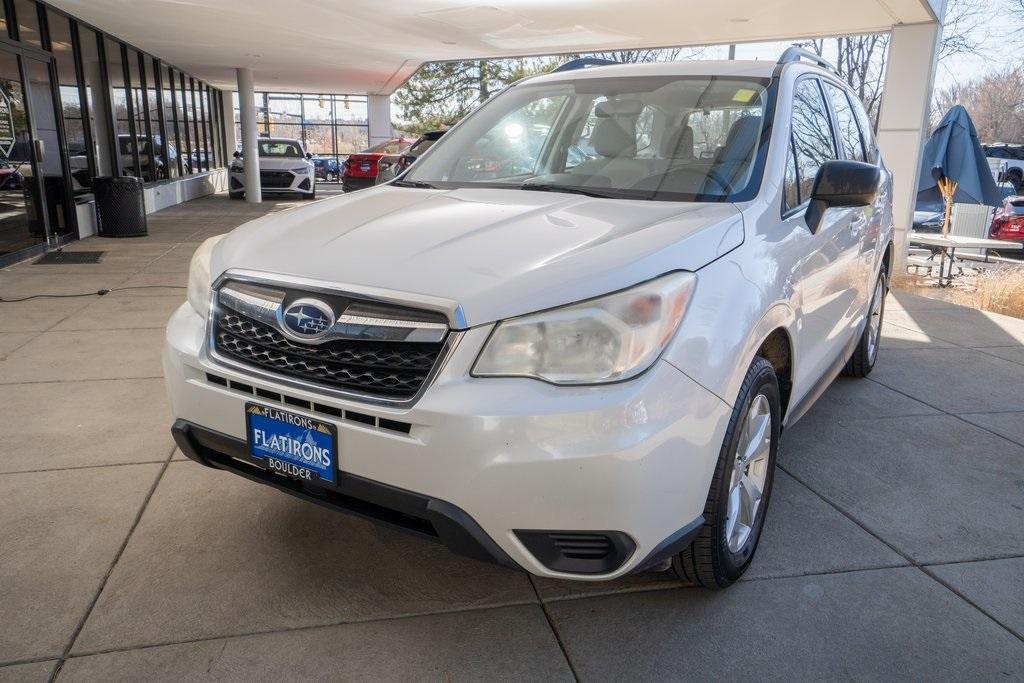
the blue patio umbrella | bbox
[916,105,1002,208]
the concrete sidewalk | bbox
[1,192,1022,681]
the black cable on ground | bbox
[0,285,185,302]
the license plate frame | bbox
[245,403,337,485]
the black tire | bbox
[303,188,316,200]
[670,356,781,589]
[842,262,888,378]
[229,191,244,200]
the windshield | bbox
[259,141,303,157]
[404,75,771,202]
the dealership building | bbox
[0,0,945,269]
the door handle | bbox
[33,139,45,164]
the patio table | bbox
[908,232,1022,287]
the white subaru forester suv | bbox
[165,49,892,588]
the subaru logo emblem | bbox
[280,299,335,339]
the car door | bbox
[785,76,864,398]
[822,80,880,301]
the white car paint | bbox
[165,59,892,580]
[229,137,315,196]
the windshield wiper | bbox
[391,179,438,189]
[519,183,620,199]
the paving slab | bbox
[885,307,1024,348]
[0,298,93,332]
[113,271,188,293]
[0,328,165,383]
[73,461,537,653]
[0,332,35,358]
[0,379,174,473]
[0,661,56,682]
[547,568,1024,680]
[957,411,1024,447]
[534,471,906,601]
[886,291,965,313]
[927,557,1024,637]
[871,346,1024,413]
[879,320,957,349]
[0,464,162,663]
[61,605,571,682]
[978,345,1024,366]
[781,412,1024,564]
[802,375,939,421]
[51,295,185,331]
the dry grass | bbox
[894,265,1024,319]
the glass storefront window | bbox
[126,48,154,181]
[49,15,89,194]
[175,71,192,174]
[78,27,109,177]
[161,65,180,177]
[13,0,41,48]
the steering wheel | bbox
[632,167,734,197]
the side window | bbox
[791,78,837,205]
[848,94,879,164]
[635,105,656,155]
[783,138,800,211]
[823,82,865,162]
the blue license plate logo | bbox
[246,403,336,485]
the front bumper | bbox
[229,169,314,194]
[164,302,730,579]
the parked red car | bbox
[990,196,1024,242]
[342,137,415,192]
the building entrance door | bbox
[0,44,66,261]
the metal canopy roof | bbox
[48,0,941,94]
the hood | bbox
[213,186,743,327]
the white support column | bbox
[236,67,261,204]
[367,94,393,147]
[220,89,237,158]
[876,9,946,272]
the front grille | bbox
[260,170,293,188]
[212,283,448,401]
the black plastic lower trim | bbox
[627,516,705,574]
[342,177,375,192]
[171,420,518,570]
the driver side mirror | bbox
[232,151,241,159]
[805,160,881,234]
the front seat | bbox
[706,115,762,192]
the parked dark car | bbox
[393,130,447,175]
[313,157,342,182]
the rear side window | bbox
[790,78,837,206]
[823,82,865,162]
[848,95,879,164]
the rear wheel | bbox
[670,356,780,589]
[842,263,887,378]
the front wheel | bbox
[842,263,887,378]
[670,356,780,589]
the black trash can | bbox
[94,176,148,237]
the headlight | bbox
[186,235,227,318]
[290,166,310,174]
[473,272,696,385]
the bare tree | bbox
[933,66,1024,142]
[806,0,987,125]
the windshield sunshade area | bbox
[258,140,303,157]
[404,75,772,202]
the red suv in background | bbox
[990,196,1024,243]
[342,137,415,192]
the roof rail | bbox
[552,57,619,73]
[776,46,838,74]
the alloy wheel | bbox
[725,393,772,553]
